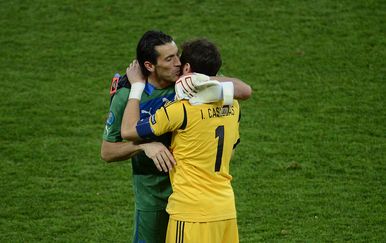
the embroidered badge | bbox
[106,111,115,126]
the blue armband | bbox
[136,118,156,140]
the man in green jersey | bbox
[101,30,252,243]
[102,31,180,243]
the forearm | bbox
[121,61,145,140]
[100,140,141,162]
[212,76,252,100]
[121,98,141,140]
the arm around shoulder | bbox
[212,76,252,100]
[100,140,141,162]
[233,78,252,100]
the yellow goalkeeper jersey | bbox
[136,99,240,222]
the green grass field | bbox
[1,0,385,242]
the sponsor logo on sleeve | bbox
[150,114,156,125]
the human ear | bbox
[144,61,155,72]
[182,63,191,75]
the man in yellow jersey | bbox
[121,39,243,243]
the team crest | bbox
[106,111,115,126]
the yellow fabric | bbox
[165,218,239,243]
[150,100,240,222]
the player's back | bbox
[167,99,240,222]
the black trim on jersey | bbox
[117,74,131,89]
[181,221,185,243]
[163,106,170,121]
[180,104,187,130]
[175,221,185,243]
[233,138,240,149]
[238,108,241,122]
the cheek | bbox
[159,64,174,74]
[155,66,173,79]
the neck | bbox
[147,75,173,89]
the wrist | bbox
[129,82,145,100]
[138,143,144,150]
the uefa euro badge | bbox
[106,111,115,126]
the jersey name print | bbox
[200,104,236,119]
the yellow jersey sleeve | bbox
[136,101,186,139]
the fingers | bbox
[152,150,176,172]
[143,142,176,172]
[152,156,163,172]
[126,60,138,74]
[164,149,176,166]
[156,153,168,172]
[160,151,174,172]
[126,60,145,84]
[126,60,136,71]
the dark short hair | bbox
[180,39,222,76]
[136,30,174,77]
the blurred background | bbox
[0,0,385,241]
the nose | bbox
[174,56,181,66]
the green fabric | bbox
[103,85,175,210]
[133,174,172,210]
[133,209,169,243]
[103,87,130,143]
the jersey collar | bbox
[144,81,156,95]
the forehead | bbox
[155,41,178,58]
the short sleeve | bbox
[102,88,129,142]
[136,101,185,139]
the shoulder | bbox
[160,100,187,118]
[164,99,186,109]
[109,87,129,111]
[114,87,130,100]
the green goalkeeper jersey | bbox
[103,81,175,210]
